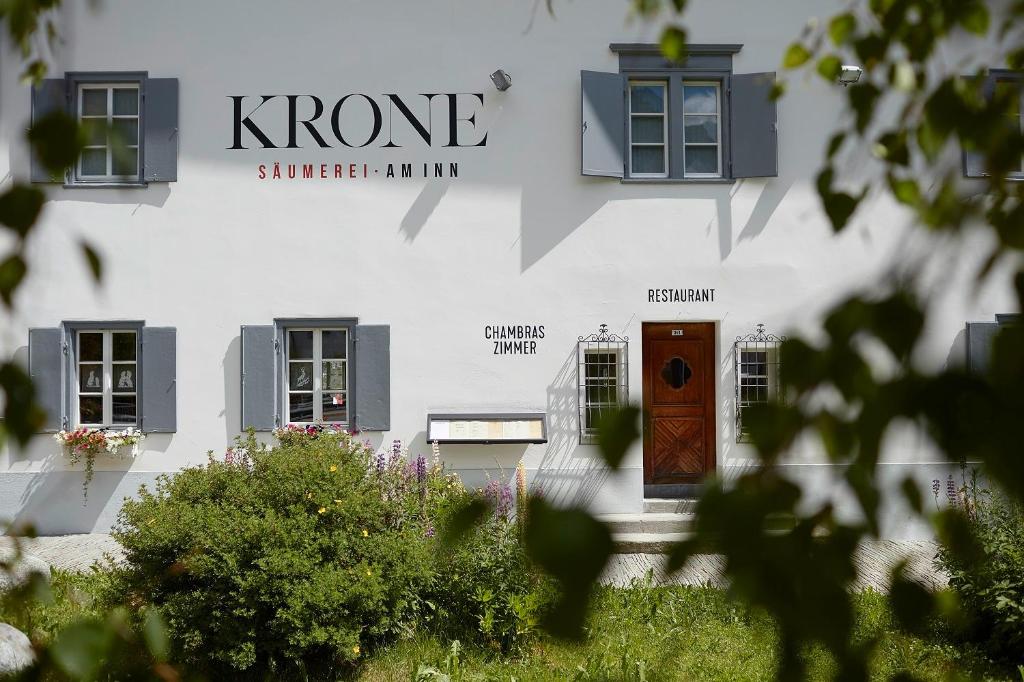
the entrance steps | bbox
[597,499,699,553]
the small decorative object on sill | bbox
[272,422,359,447]
[53,427,145,500]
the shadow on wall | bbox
[946,327,966,370]
[532,343,611,506]
[221,335,241,444]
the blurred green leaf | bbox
[0,254,28,306]
[595,404,640,470]
[958,2,989,34]
[27,109,83,175]
[783,43,811,68]
[828,13,857,45]
[817,55,842,80]
[525,498,612,640]
[142,608,170,661]
[0,184,46,237]
[440,498,490,546]
[889,565,934,634]
[0,362,46,445]
[50,619,114,679]
[659,26,688,63]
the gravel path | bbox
[4,535,946,592]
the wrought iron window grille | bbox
[735,323,785,443]
[577,324,629,444]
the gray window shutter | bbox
[581,70,625,178]
[30,78,68,183]
[143,77,179,182]
[962,73,996,178]
[966,322,999,375]
[354,325,390,431]
[141,327,177,433]
[241,325,277,431]
[28,327,64,432]
[730,72,779,179]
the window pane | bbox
[630,84,665,113]
[113,396,137,424]
[79,333,103,361]
[81,89,107,116]
[289,393,314,422]
[113,364,136,392]
[322,393,347,422]
[112,88,139,116]
[288,331,313,359]
[112,118,139,146]
[81,148,107,176]
[322,330,347,358]
[631,146,665,174]
[82,120,106,146]
[322,361,346,390]
[112,332,136,361]
[683,85,718,114]
[289,362,313,390]
[111,147,138,176]
[79,364,103,392]
[79,396,103,424]
[630,117,664,144]
[684,145,718,174]
[684,114,718,143]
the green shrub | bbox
[426,477,552,654]
[935,474,1024,665]
[103,431,453,679]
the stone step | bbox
[643,498,699,514]
[596,512,696,534]
[611,532,693,554]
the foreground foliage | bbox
[3,570,1015,682]
[936,476,1024,665]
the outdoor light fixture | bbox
[838,65,863,86]
[490,69,512,91]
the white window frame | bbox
[681,81,722,179]
[75,329,138,428]
[581,347,626,439]
[628,80,669,179]
[285,327,350,426]
[76,83,141,183]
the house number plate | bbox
[672,330,685,336]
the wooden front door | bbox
[642,322,716,484]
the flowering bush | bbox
[53,427,145,497]
[103,430,464,679]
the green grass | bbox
[1,570,1016,681]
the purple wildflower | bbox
[424,524,435,538]
[376,451,386,475]
[946,475,958,508]
[416,456,427,484]
[931,479,940,498]
[225,447,235,465]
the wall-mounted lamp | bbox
[838,65,863,86]
[490,69,512,91]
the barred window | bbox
[735,324,783,442]
[578,324,628,443]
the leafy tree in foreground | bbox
[450,1,1024,680]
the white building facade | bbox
[0,0,1016,536]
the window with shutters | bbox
[285,328,351,425]
[30,72,179,185]
[581,44,778,181]
[77,83,141,182]
[75,329,139,427]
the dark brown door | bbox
[642,322,716,484]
